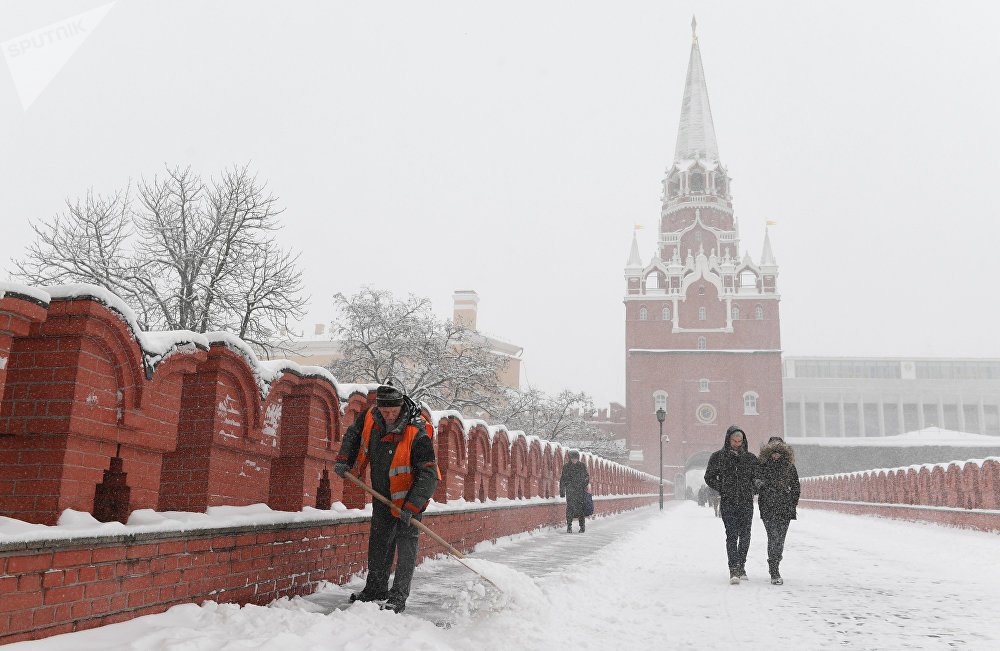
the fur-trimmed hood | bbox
[759,437,795,465]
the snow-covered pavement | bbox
[9,503,1000,650]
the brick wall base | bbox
[0,495,657,644]
[800,499,1000,534]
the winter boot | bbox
[380,596,406,613]
[579,519,586,533]
[769,560,783,585]
[738,565,748,581]
[567,521,573,533]
[729,568,740,585]
[349,589,388,603]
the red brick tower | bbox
[624,19,784,488]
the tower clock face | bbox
[696,403,717,424]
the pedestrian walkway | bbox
[9,502,1000,650]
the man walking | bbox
[704,425,758,584]
[334,384,439,613]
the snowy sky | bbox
[1,1,998,407]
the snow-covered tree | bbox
[494,387,627,461]
[12,165,307,356]
[328,288,508,412]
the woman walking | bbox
[560,450,590,533]
[757,436,801,585]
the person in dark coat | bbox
[757,436,800,585]
[559,450,590,533]
[334,385,439,613]
[704,425,758,584]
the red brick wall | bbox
[0,495,657,645]
[800,458,1000,532]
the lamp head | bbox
[656,408,666,423]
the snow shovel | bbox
[342,471,502,592]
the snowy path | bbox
[9,503,1000,650]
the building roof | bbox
[673,18,719,162]
[786,427,1000,448]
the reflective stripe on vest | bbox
[355,408,421,509]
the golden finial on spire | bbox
[691,15,698,43]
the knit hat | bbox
[568,450,581,460]
[376,384,404,407]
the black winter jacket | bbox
[757,437,800,521]
[560,461,590,519]
[337,402,439,513]
[704,426,758,507]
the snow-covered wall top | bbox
[0,281,51,306]
[26,283,341,399]
[804,456,1000,482]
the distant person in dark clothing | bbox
[757,436,801,585]
[706,486,721,517]
[697,484,708,507]
[334,384,439,613]
[560,450,590,533]
[704,425,758,584]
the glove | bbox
[333,462,350,479]
[398,508,413,527]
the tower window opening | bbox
[698,307,706,321]
[739,270,757,291]
[731,305,740,320]
[697,336,707,350]
[698,285,705,295]
[743,391,760,416]
[755,305,764,320]
[689,171,705,193]
[699,379,710,392]
[639,306,648,321]
[662,306,671,321]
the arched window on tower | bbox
[689,171,705,193]
[697,336,707,350]
[653,390,668,415]
[662,305,671,321]
[743,391,759,416]
[639,306,648,321]
[731,305,740,321]
[755,305,764,320]
[667,174,680,198]
[698,307,706,321]
[699,379,710,392]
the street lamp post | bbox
[656,408,666,510]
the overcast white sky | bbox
[2,1,999,406]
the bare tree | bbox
[12,165,307,356]
[328,288,508,412]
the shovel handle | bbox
[341,471,502,591]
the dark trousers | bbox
[363,503,421,601]
[720,501,753,569]
[763,519,790,563]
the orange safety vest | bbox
[355,409,439,509]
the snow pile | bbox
[16,504,1000,649]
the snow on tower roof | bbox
[761,228,776,266]
[673,17,720,162]
[625,231,643,268]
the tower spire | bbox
[626,230,643,268]
[761,227,777,265]
[674,18,719,162]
